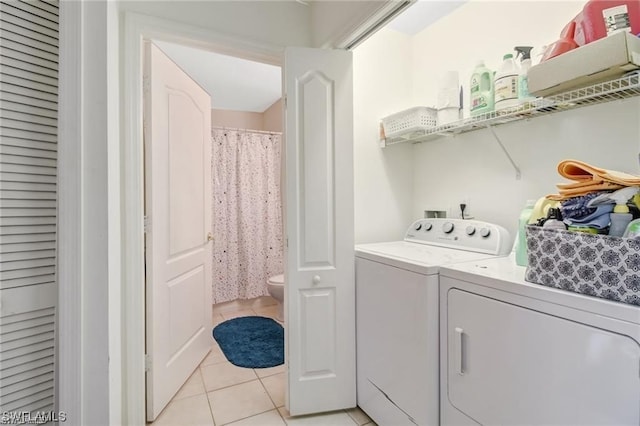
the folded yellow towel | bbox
[548,182,624,201]
[548,160,640,201]
[558,159,640,186]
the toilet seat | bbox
[267,274,285,322]
[268,274,284,285]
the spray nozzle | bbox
[514,46,534,61]
[612,186,640,213]
[588,186,640,213]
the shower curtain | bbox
[211,128,284,303]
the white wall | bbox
[119,1,313,50]
[211,99,283,132]
[405,0,640,239]
[263,99,283,133]
[211,109,265,130]
[411,0,586,111]
[311,1,388,48]
[352,0,640,243]
[411,99,640,238]
[58,1,120,424]
[353,28,417,243]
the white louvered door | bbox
[0,0,59,415]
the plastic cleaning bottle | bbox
[515,46,534,103]
[515,200,535,267]
[469,60,495,117]
[494,53,519,112]
[542,208,567,230]
[606,186,638,237]
[609,204,633,237]
[623,218,640,238]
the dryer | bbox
[355,218,511,426]
[439,256,640,425]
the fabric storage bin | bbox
[525,225,640,306]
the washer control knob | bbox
[415,223,423,231]
[442,222,454,234]
[480,227,491,238]
[424,223,433,231]
[466,226,476,236]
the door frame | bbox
[121,12,283,425]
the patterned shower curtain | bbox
[211,129,284,303]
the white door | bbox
[144,42,213,421]
[284,47,355,415]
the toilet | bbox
[267,274,284,322]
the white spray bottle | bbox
[515,46,534,103]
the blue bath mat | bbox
[213,316,284,369]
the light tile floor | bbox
[150,297,376,426]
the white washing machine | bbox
[355,218,511,426]
[439,256,640,425]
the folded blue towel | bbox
[560,192,607,219]
[563,204,613,229]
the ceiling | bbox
[154,40,282,112]
[155,1,466,113]
[386,1,466,35]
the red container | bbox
[573,0,640,46]
[541,21,580,61]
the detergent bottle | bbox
[494,53,519,112]
[515,199,535,267]
[469,60,495,117]
[515,46,534,103]
[608,187,638,236]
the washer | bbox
[439,256,640,425]
[355,218,511,426]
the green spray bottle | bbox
[515,46,534,103]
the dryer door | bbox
[445,288,640,425]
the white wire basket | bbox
[381,106,438,138]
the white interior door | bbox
[284,47,355,415]
[144,42,213,421]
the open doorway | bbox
[143,40,286,423]
[123,6,360,422]
[153,40,285,316]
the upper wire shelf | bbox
[382,73,640,147]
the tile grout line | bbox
[198,367,218,426]
[200,374,259,394]
[257,373,280,411]
[220,407,278,426]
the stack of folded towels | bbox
[537,160,640,235]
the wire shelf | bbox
[383,73,640,147]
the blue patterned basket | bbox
[525,225,640,307]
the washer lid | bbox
[355,241,499,275]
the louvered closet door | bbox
[0,0,59,414]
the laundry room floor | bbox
[148,297,376,426]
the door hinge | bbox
[145,354,151,372]
[284,95,287,108]
[144,215,150,233]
